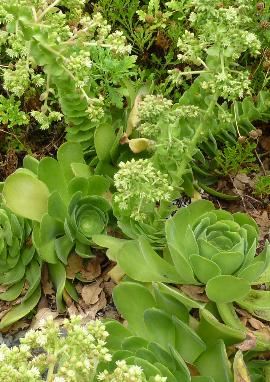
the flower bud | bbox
[256,2,265,11]
[238,135,247,143]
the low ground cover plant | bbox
[0,1,269,381]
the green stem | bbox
[37,0,61,21]
[46,358,56,382]
[177,70,208,76]
[34,40,90,103]
[197,182,240,201]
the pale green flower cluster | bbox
[78,13,132,55]
[106,30,132,55]
[0,316,111,381]
[86,95,105,123]
[177,30,206,66]
[0,316,165,382]
[31,111,63,130]
[114,159,173,221]
[65,51,93,88]
[174,0,261,101]
[98,360,167,382]
[0,344,42,382]
[174,105,200,119]
[177,2,261,62]
[44,10,73,43]
[137,95,172,138]
[3,60,30,97]
[201,71,251,100]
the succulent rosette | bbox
[64,193,111,257]
[0,203,41,328]
[106,200,270,306]
[0,204,36,286]
[166,200,270,302]
[3,142,112,312]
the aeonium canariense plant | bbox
[2,142,112,310]
[0,202,41,329]
[94,200,270,322]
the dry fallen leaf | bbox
[68,291,107,321]
[248,317,266,330]
[103,281,116,297]
[180,285,209,302]
[8,320,30,334]
[236,332,257,351]
[30,308,58,330]
[86,291,107,318]
[68,303,81,317]
[233,173,252,192]
[108,264,125,283]
[80,257,102,281]
[260,135,270,151]
[66,254,83,279]
[41,265,54,296]
[81,281,103,305]
[251,210,270,240]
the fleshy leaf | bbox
[212,251,244,275]
[94,122,116,161]
[3,172,49,222]
[195,340,233,382]
[113,282,156,337]
[173,316,206,363]
[197,309,246,346]
[190,254,221,283]
[144,308,175,351]
[48,262,66,312]
[0,286,41,329]
[117,238,183,283]
[206,275,250,303]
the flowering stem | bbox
[46,359,56,382]
[175,98,216,187]
[37,0,61,21]
[177,70,208,76]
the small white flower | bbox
[53,377,66,382]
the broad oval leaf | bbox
[3,172,49,222]
[113,282,156,337]
[206,275,250,303]
[190,254,221,283]
[94,122,116,161]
